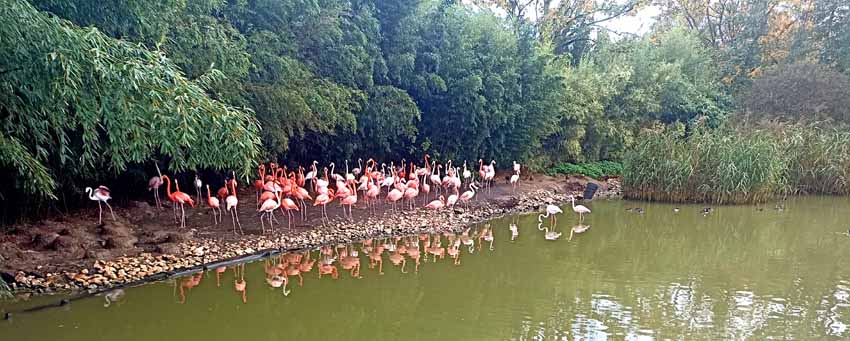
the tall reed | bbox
[623,128,788,204]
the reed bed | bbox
[623,125,850,204]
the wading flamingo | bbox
[161,176,194,229]
[206,185,221,225]
[569,196,591,221]
[85,185,115,225]
[539,204,563,229]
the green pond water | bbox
[3,197,850,340]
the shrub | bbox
[546,161,623,179]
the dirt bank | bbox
[1,174,620,293]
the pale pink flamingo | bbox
[226,178,243,235]
[510,170,520,193]
[569,196,591,221]
[206,185,221,225]
[446,187,459,209]
[459,182,478,210]
[341,181,358,220]
[425,195,446,210]
[485,160,496,195]
[85,185,115,225]
[258,189,281,234]
[148,176,163,209]
[313,188,335,224]
[280,197,299,230]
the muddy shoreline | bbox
[2,175,620,295]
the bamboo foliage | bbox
[0,0,261,198]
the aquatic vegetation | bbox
[624,124,850,203]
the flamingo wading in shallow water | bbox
[85,186,116,225]
[569,196,591,221]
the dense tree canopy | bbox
[1,0,848,218]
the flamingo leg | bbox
[97,201,103,225]
[180,203,186,229]
[106,202,116,221]
[235,209,243,235]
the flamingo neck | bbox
[163,176,173,197]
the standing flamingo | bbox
[459,182,478,210]
[539,204,563,229]
[280,197,299,230]
[194,173,203,206]
[226,179,243,235]
[485,160,496,195]
[510,170,520,193]
[340,181,357,220]
[160,176,194,229]
[313,189,335,224]
[85,186,116,225]
[462,160,472,188]
[258,189,281,234]
[206,185,221,225]
[569,196,591,221]
[148,176,163,210]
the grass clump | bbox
[623,128,787,204]
[546,161,623,179]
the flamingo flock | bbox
[85,155,536,235]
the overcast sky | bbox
[599,5,662,37]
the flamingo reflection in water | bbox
[406,236,422,273]
[234,264,247,303]
[339,245,362,278]
[447,233,461,265]
[509,223,519,241]
[478,224,495,251]
[538,204,563,240]
[388,238,407,273]
[367,241,384,275]
[178,272,203,304]
[569,224,591,241]
[459,228,475,253]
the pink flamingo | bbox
[258,189,281,234]
[85,185,115,225]
[206,185,221,225]
[313,188,335,224]
[403,181,419,210]
[280,197,299,230]
[340,181,358,220]
[386,187,403,211]
[161,176,194,229]
[425,195,446,210]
